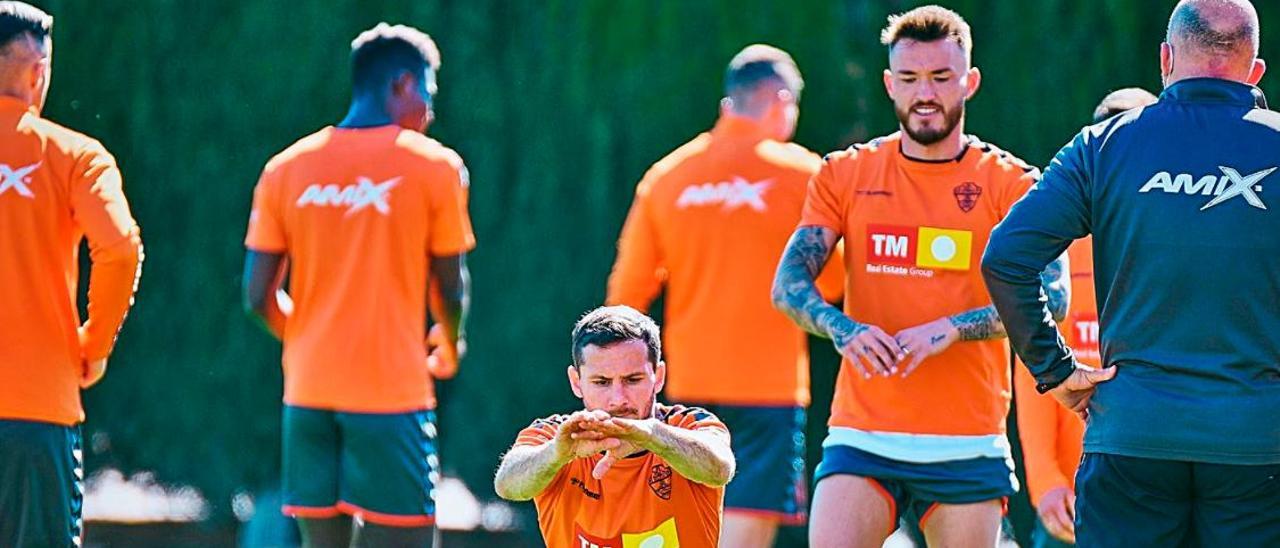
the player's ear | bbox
[654,361,666,393]
[391,69,416,98]
[1160,42,1175,83]
[567,365,584,398]
[1247,58,1266,86]
[882,68,894,97]
[964,66,981,100]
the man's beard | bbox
[896,100,964,146]
[607,389,658,419]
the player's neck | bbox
[0,87,35,111]
[338,98,395,129]
[899,125,967,162]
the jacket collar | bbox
[1161,78,1263,107]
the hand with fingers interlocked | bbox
[551,410,630,465]
[892,317,960,377]
[830,315,904,378]
[570,416,652,479]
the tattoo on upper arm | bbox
[948,305,1006,341]
[1039,255,1070,322]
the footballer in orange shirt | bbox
[0,4,143,546]
[771,7,1068,547]
[606,45,842,546]
[242,24,472,547]
[1013,88,1157,548]
[495,306,735,548]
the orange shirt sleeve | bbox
[815,239,846,301]
[606,179,664,311]
[664,405,730,441]
[70,141,142,361]
[996,167,1040,216]
[514,415,564,447]
[428,161,476,257]
[1014,359,1071,506]
[244,167,287,252]
[798,154,848,234]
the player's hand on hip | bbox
[81,357,108,388]
[892,317,959,377]
[1037,486,1077,543]
[1049,365,1117,420]
[832,320,901,378]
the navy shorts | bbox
[697,404,807,524]
[0,419,82,548]
[282,406,438,527]
[815,444,1015,532]
[1076,453,1280,547]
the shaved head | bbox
[1093,88,1158,123]
[0,1,51,108]
[1163,0,1264,84]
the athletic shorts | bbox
[1076,453,1280,547]
[282,405,438,527]
[0,419,82,548]
[695,404,807,524]
[814,444,1015,534]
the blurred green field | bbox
[27,0,1278,545]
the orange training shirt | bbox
[515,404,727,548]
[244,125,474,412]
[800,133,1037,437]
[607,115,843,406]
[1014,237,1095,505]
[0,97,142,426]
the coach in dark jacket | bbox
[982,0,1279,545]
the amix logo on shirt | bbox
[574,518,680,548]
[296,176,401,215]
[0,162,39,199]
[675,177,770,212]
[1138,166,1277,211]
[866,224,973,277]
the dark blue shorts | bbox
[0,419,82,548]
[814,444,1015,531]
[697,404,807,524]
[1076,453,1280,547]
[282,406,438,527]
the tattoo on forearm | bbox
[1039,256,1070,322]
[948,305,1007,341]
[772,227,857,340]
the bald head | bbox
[1163,0,1265,85]
[0,1,51,108]
[1093,88,1159,123]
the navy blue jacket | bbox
[983,79,1280,465]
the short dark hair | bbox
[880,5,972,59]
[1092,87,1159,123]
[0,1,51,49]
[725,44,803,99]
[570,306,661,368]
[350,23,440,94]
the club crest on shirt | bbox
[953,182,982,212]
[648,464,673,500]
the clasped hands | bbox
[553,409,656,480]
[833,316,959,378]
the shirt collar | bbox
[1160,78,1263,107]
[710,113,773,142]
[0,95,36,118]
